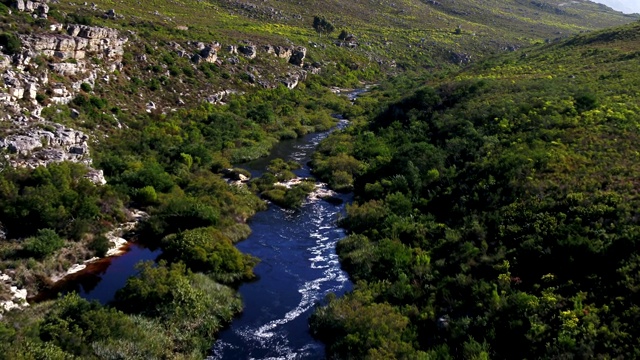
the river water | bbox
[210,117,353,359]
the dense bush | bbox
[0,162,124,240]
[161,227,258,282]
[311,22,640,359]
[22,229,64,259]
[114,261,242,353]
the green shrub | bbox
[80,83,92,92]
[161,227,257,281]
[23,229,64,259]
[89,235,110,257]
[136,185,158,205]
[0,33,22,55]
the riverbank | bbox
[50,209,149,284]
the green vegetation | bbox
[0,32,21,55]
[0,0,638,358]
[311,21,640,359]
[22,229,64,259]
[0,162,126,292]
[313,15,335,36]
[250,158,317,209]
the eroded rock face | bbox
[0,23,127,186]
[0,123,100,180]
[20,24,127,63]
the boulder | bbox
[85,169,106,185]
[69,143,88,155]
[190,53,203,64]
[0,55,11,69]
[289,46,306,66]
[8,87,24,99]
[25,83,37,99]
[238,45,257,59]
[5,135,41,154]
[263,45,275,54]
[199,45,218,63]
[35,2,48,16]
[14,0,26,11]
[274,46,292,60]
[281,75,299,89]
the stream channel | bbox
[209,116,354,359]
[48,89,366,359]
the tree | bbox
[313,16,335,36]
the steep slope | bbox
[310,21,640,359]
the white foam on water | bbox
[211,182,350,360]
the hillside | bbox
[310,20,640,359]
[0,0,637,358]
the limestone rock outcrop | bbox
[20,24,127,63]
[13,0,49,17]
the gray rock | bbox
[206,90,233,104]
[25,83,37,99]
[274,46,292,60]
[289,46,306,66]
[238,45,257,59]
[85,169,106,185]
[49,62,82,76]
[69,144,87,155]
[14,0,26,11]
[199,45,217,63]
[8,87,24,99]
[70,109,80,118]
[281,75,299,89]
[5,135,41,154]
[0,55,11,69]
[190,53,202,64]
[245,72,256,83]
[263,45,275,54]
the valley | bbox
[0,0,638,358]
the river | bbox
[209,117,353,359]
